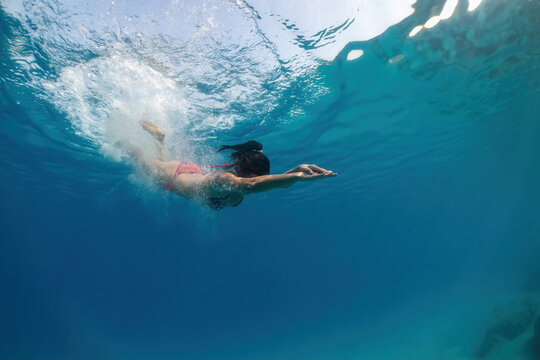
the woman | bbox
[120,121,337,210]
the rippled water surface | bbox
[1,0,539,359]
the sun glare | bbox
[346,49,364,61]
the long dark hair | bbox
[218,140,270,177]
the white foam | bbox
[45,54,189,160]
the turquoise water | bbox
[1,0,540,358]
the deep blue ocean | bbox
[1,0,539,359]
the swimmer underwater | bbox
[118,121,337,210]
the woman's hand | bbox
[291,164,338,181]
[297,171,337,181]
[286,164,337,177]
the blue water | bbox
[1,0,540,359]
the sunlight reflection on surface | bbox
[440,0,458,19]
[468,0,483,12]
[408,0,484,38]
[346,49,364,61]
[424,15,441,28]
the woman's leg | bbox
[141,120,167,161]
[117,140,177,184]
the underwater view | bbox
[1,0,539,358]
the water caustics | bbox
[1,0,418,158]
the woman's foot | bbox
[141,120,165,142]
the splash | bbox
[44,54,187,161]
[2,0,303,159]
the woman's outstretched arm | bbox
[208,169,337,195]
